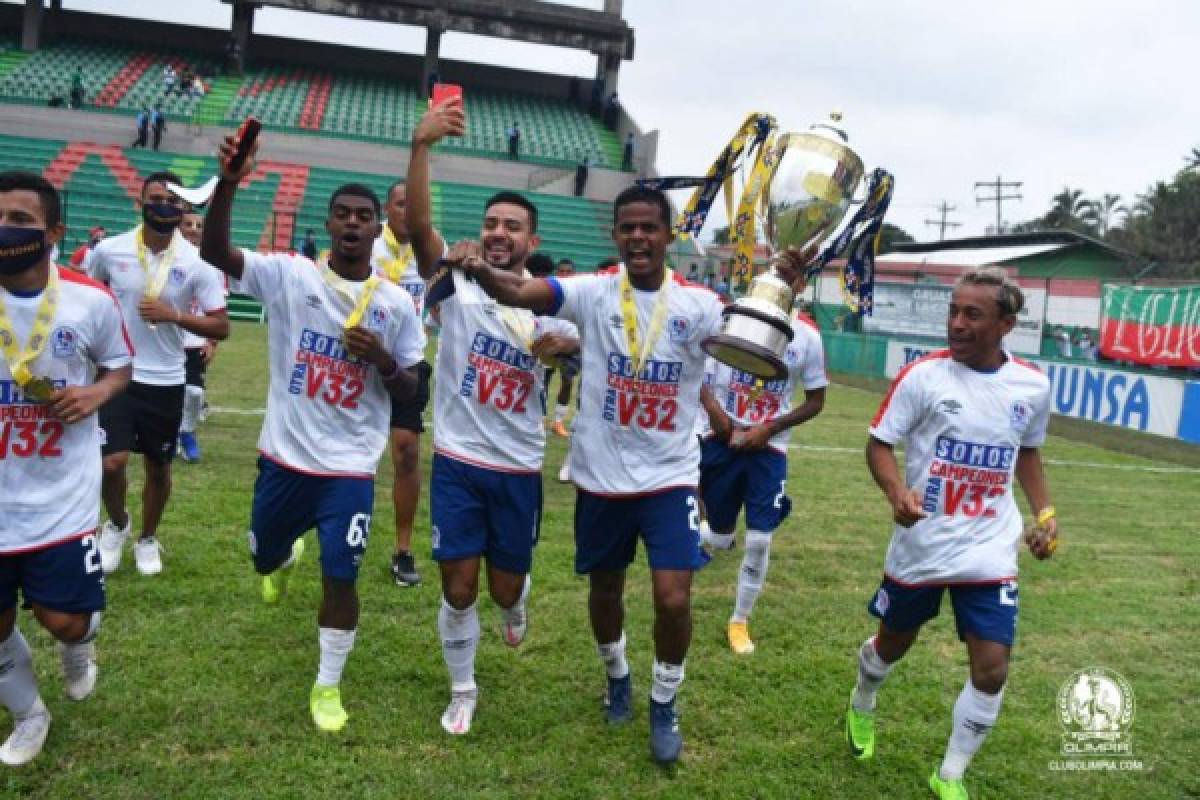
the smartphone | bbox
[229,116,262,172]
[431,83,463,107]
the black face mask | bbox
[142,203,184,234]
[0,226,47,275]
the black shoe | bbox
[390,551,421,587]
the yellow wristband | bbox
[1036,507,1057,526]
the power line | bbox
[974,175,1023,234]
[924,201,961,240]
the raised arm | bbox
[456,248,557,312]
[406,100,461,278]
[199,134,258,280]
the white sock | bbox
[315,627,356,687]
[704,529,735,550]
[554,404,569,423]
[439,599,479,692]
[0,629,41,717]
[940,680,1005,780]
[852,637,894,712]
[732,530,771,622]
[651,660,685,704]
[501,574,531,621]
[181,384,204,433]
[597,632,629,679]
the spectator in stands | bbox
[70,67,85,109]
[507,122,520,160]
[1077,329,1096,360]
[622,132,635,172]
[180,67,195,99]
[301,228,318,260]
[574,154,590,197]
[1054,326,1072,358]
[527,253,555,279]
[69,226,106,270]
[132,107,151,149]
[604,92,619,130]
[556,258,576,278]
[151,104,167,151]
[162,65,177,96]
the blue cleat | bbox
[604,672,632,725]
[179,431,201,462]
[649,698,683,764]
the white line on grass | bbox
[787,444,1200,474]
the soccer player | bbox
[177,210,220,462]
[444,184,809,764]
[697,307,827,654]
[0,171,132,765]
[201,135,425,733]
[844,267,1057,800]
[407,100,579,736]
[85,173,229,576]
[370,181,434,588]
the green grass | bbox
[5,321,1197,798]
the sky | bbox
[20,0,1200,242]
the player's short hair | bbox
[526,252,555,277]
[557,258,575,269]
[142,171,182,196]
[956,266,1024,317]
[0,170,62,228]
[484,191,538,233]
[328,183,381,218]
[386,180,405,203]
[596,256,620,270]
[613,186,671,227]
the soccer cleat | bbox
[845,693,876,761]
[551,420,569,438]
[727,621,756,655]
[501,603,527,648]
[133,537,163,576]
[390,551,421,587]
[441,689,478,735]
[58,642,97,701]
[558,461,570,483]
[310,684,348,732]
[262,538,305,604]
[0,701,50,766]
[178,431,201,462]
[648,698,683,764]
[604,672,632,725]
[98,518,130,574]
[929,770,969,800]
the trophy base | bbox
[702,334,789,380]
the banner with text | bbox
[885,341,1185,439]
[1099,284,1200,368]
[864,282,1045,355]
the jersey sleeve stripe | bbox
[543,276,565,315]
[870,349,950,427]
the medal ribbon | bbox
[381,227,414,284]
[0,264,59,391]
[619,266,673,379]
[321,260,382,331]
[135,225,180,299]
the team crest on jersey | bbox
[305,293,322,309]
[169,267,187,285]
[668,316,690,343]
[1010,401,1031,431]
[51,326,79,358]
[368,307,389,331]
[784,346,802,366]
[937,398,963,415]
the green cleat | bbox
[262,538,305,604]
[310,684,349,732]
[929,770,969,800]
[845,693,876,761]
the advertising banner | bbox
[1099,284,1200,368]
[866,282,1044,355]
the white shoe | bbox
[0,701,50,766]
[558,461,570,483]
[440,689,478,735]
[98,519,130,574]
[501,603,527,648]
[58,642,97,701]
[133,537,163,576]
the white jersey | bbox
[0,266,133,553]
[548,268,725,495]
[432,270,576,472]
[869,350,1051,586]
[236,251,426,477]
[699,312,828,452]
[370,235,426,315]
[183,267,228,349]
[85,227,226,385]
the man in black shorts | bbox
[177,209,220,461]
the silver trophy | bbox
[703,113,866,379]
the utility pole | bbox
[974,175,1022,234]
[924,201,961,240]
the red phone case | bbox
[229,117,262,171]
[431,83,463,107]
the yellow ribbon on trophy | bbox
[619,266,673,380]
[0,264,60,402]
[135,225,180,300]
[380,227,414,284]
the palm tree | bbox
[1184,146,1200,171]
[1082,193,1128,237]
[1046,187,1093,231]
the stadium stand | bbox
[0,39,627,169]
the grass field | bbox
[5,320,1197,799]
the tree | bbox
[877,222,914,251]
[1045,187,1095,233]
[1184,146,1200,171]
[1082,193,1128,238]
[1124,170,1200,278]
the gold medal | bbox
[0,265,60,402]
[22,376,56,403]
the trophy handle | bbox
[850,173,869,205]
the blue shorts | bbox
[574,488,710,574]
[867,576,1019,646]
[699,438,791,533]
[430,454,542,575]
[248,457,374,582]
[0,533,106,614]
